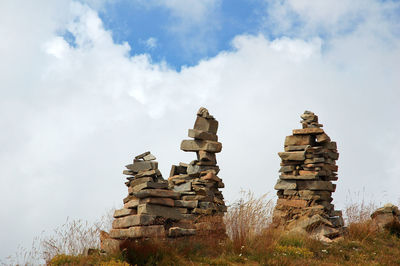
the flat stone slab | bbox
[124,198,140,209]
[278,151,306,161]
[112,214,157,229]
[194,116,218,134]
[132,189,180,199]
[275,179,297,190]
[279,174,318,180]
[128,177,153,188]
[296,180,335,191]
[126,161,158,172]
[181,140,222,153]
[168,227,196,237]
[135,169,161,178]
[285,135,314,146]
[316,133,331,143]
[110,225,165,239]
[188,129,218,141]
[173,181,192,192]
[138,203,184,220]
[277,198,308,208]
[174,200,198,208]
[293,128,324,135]
[113,208,138,218]
[140,197,175,207]
[128,181,168,193]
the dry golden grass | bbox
[4,193,400,265]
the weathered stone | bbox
[124,198,140,209]
[174,200,198,208]
[284,145,310,152]
[126,161,158,172]
[316,133,331,143]
[123,170,135,176]
[278,151,306,161]
[135,169,161,178]
[143,154,156,161]
[112,214,157,229]
[168,227,196,237]
[323,141,337,149]
[279,174,318,180]
[173,182,192,192]
[181,140,222,153]
[132,189,181,199]
[274,179,297,190]
[100,231,121,254]
[279,165,296,173]
[138,204,184,220]
[128,177,153,187]
[187,164,219,175]
[197,150,217,162]
[177,208,188,214]
[113,208,137,218]
[193,116,218,134]
[135,151,151,160]
[128,181,168,193]
[188,129,218,141]
[140,197,175,207]
[199,202,216,209]
[296,180,335,191]
[293,128,324,135]
[110,225,165,239]
[182,195,213,202]
[284,135,314,146]
[277,199,308,208]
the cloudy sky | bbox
[1,0,400,259]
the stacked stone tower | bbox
[109,152,187,240]
[273,111,344,241]
[169,107,227,217]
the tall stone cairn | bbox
[272,111,344,242]
[169,107,227,222]
[109,151,195,240]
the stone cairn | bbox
[109,151,195,241]
[103,108,227,251]
[169,107,227,230]
[273,111,344,242]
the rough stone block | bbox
[174,200,198,208]
[112,214,157,229]
[279,174,318,180]
[129,181,168,193]
[173,181,192,192]
[285,135,314,146]
[316,133,331,143]
[277,198,308,208]
[140,197,175,207]
[274,179,297,190]
[168,227,196,237]
[110,225,165,239]
[181,140,222,153]
[135,169,161,178]
[278,151,306,161]
[126,161,158,172]
[138,204,184,220]
[197,150,217,162]
[293,128,324,135]
[113,208,137,218]
[193,116,218,134]
[128,177,153,188]
[188,129,218,141]
[296,181,335,191]
[124,198,140,209]
[132,189,181,199]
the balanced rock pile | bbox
[109,152,194,240]
[169,107,227,224]
[273,111,344,242]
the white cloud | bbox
[145,37,158,49]
[1,0,400,261]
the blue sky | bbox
[92,0,265,68]
[1,0,400,263]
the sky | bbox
[1,0,400,260]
